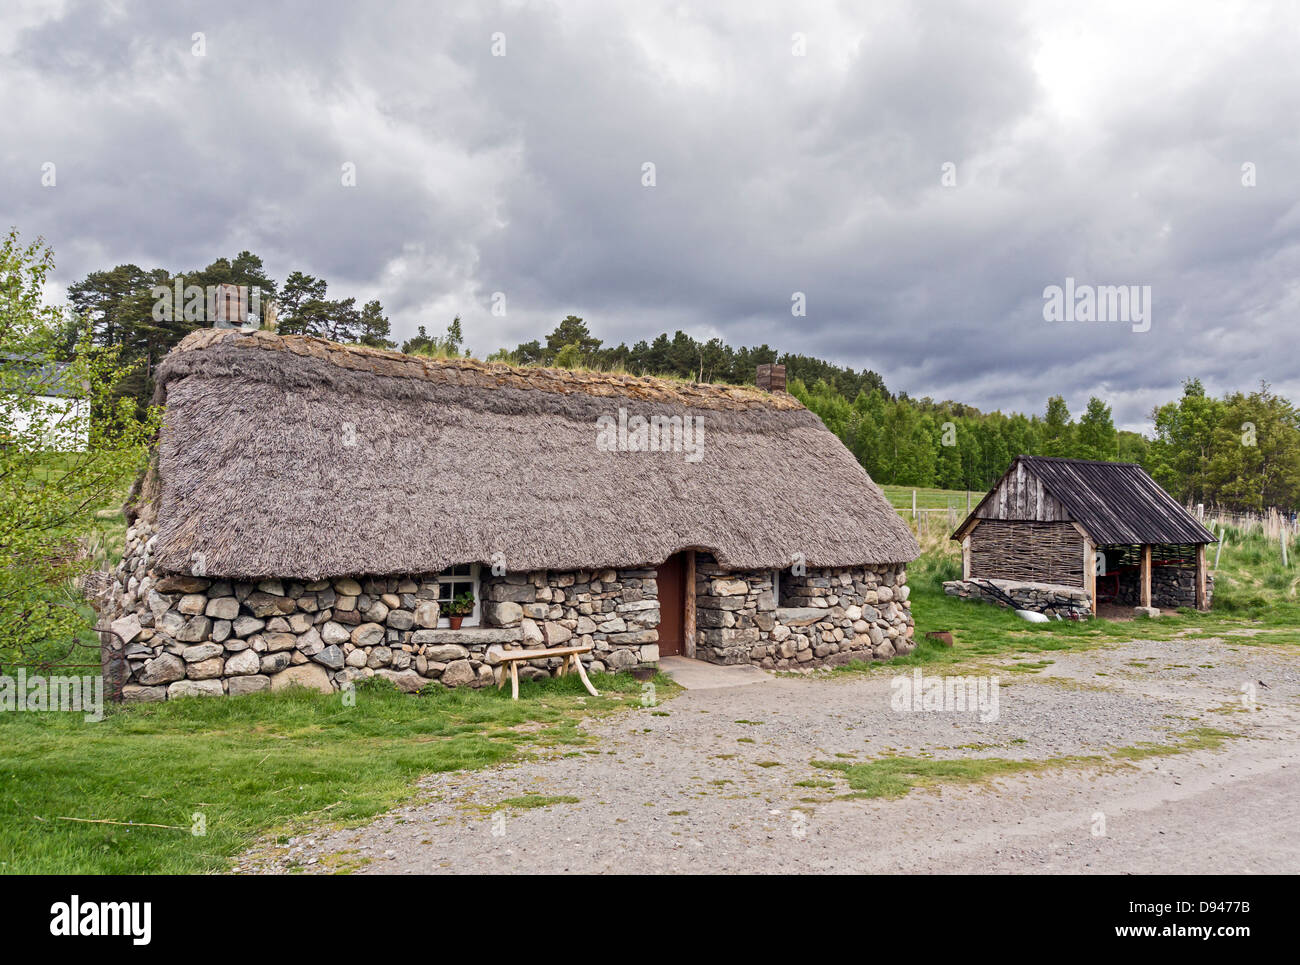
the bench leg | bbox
[572,654,599,698]
[510,661,519,700]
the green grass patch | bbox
[1110,727,1235,760]
[485,795,581,812]
[880,485,978,512]
[0,673,660,874]
[811,727,1239,800]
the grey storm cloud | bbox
[2,0,1297,430]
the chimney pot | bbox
[756,363,786,393]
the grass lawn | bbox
[879,484,976,512]
[0,672,671,874]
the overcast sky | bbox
[3,0,1297,430]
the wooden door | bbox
[656,552,686,656]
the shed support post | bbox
[1195,544,1207,610]
[962,535,971,580]
[1083,537,1097,615]
[1140,544,1152,609]
[683,551,696,659]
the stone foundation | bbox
[943,578,1092,619]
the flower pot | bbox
[448,616,465,630]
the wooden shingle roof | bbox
[954,455,1217,546]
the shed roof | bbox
[953,455,1217,546]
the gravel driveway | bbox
[242,635,1300,874]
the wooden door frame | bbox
[656,551,686,658]
[683,552,696,658]
[653,550,697,659]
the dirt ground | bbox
[240,635,1300,874]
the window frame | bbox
[435,563,481,628]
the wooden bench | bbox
[491,644,600,700]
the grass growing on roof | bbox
[0,672,671,874]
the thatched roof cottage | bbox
[103,329,919,700]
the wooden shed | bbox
[950,456,1217,615]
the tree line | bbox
[60,254,1300,512]
[67,253,395,407]
[496,317,1300,512]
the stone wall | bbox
[101,521,662,701]
[101,525,914,699]
[942,578,1091,619]
[694,556,915,670]
[1113,564,1213,609]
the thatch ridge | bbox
[157,329,805,411]
[144,330,919,579]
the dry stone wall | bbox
[101,521,662,701]
[942,578,1091,619]
[1113,564,1213,609]
[101,526,916,700]
[694,556,915,669]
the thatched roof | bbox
[138,329,918,580]
[953,455,1216,546]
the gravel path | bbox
[241,636,1300,874]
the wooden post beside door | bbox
[683,551,696,659]
[1140,544,1152,609]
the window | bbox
[436,564,481,628]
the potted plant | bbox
[445,589,475,629]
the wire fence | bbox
[1190,504,1298,540]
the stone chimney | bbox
[212,284,249,329]
[212,283,268,331]
[756,363,786,393]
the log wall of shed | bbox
[968,519,1086,587]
